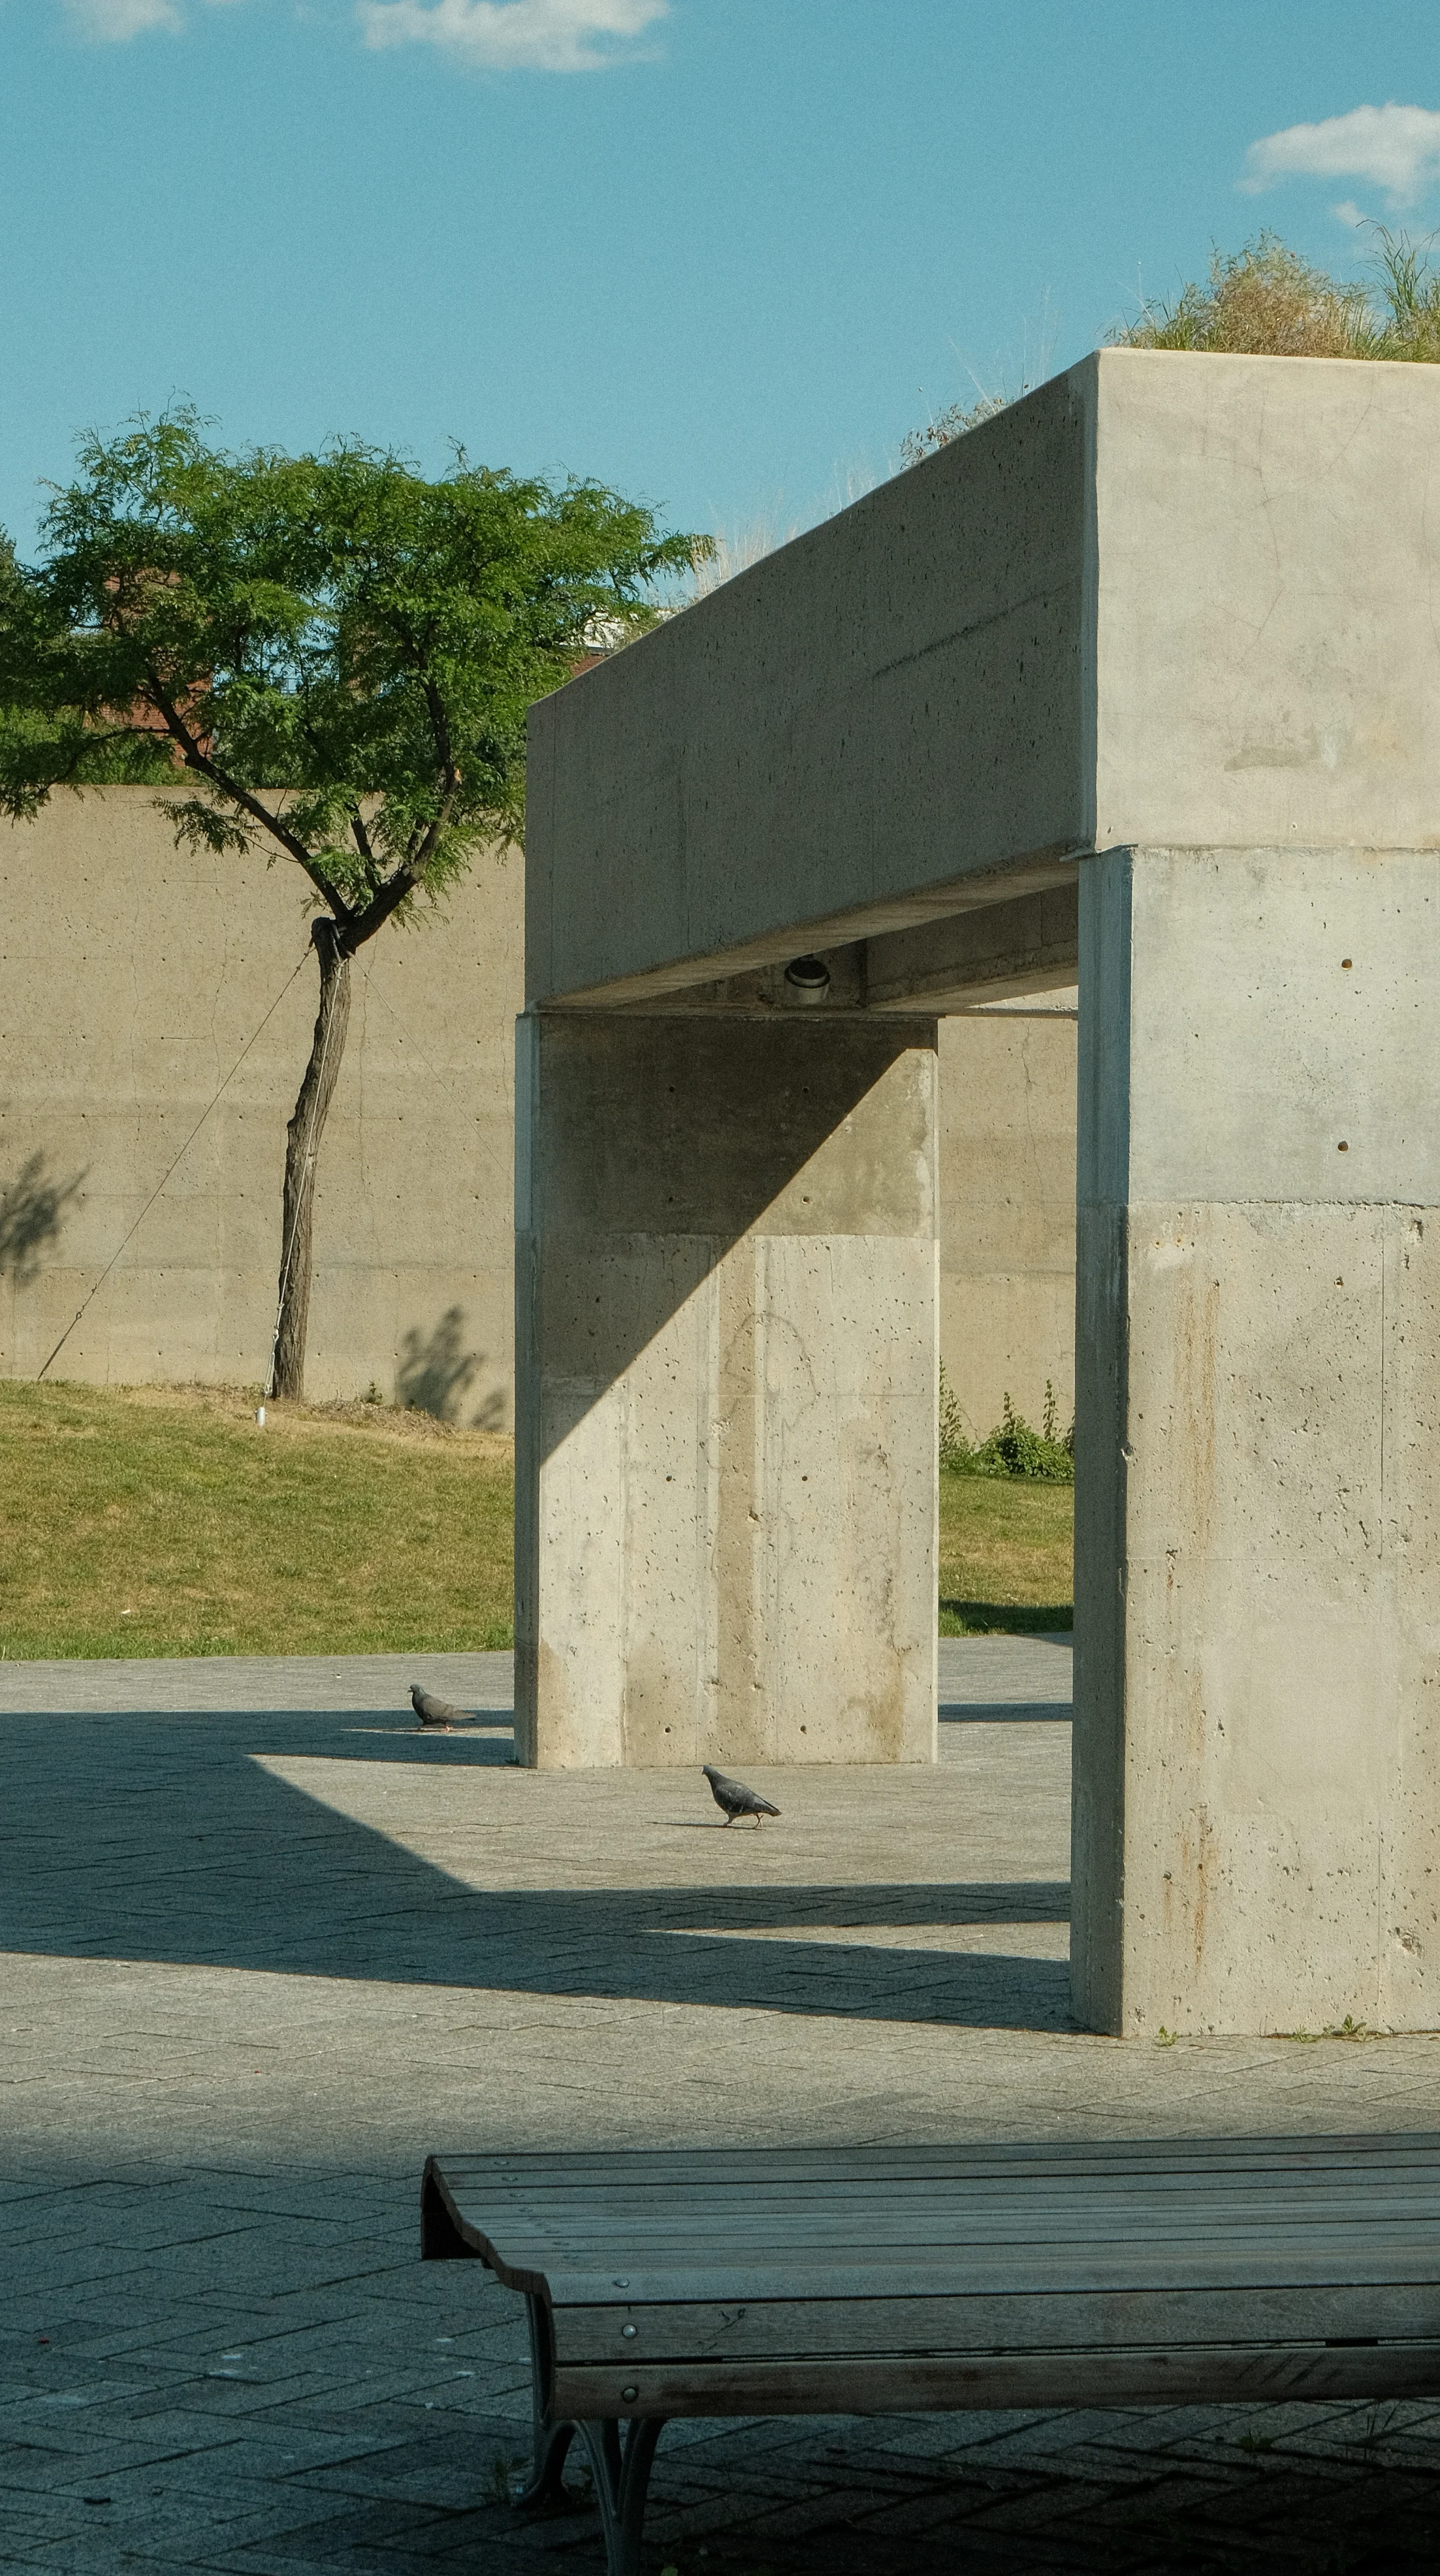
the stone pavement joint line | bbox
[5,1642,1440,2570]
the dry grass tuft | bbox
[904,232,1440,479]
[681,516,799,605]
[1118,229,1440,363]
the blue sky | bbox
[2,1,1439,557]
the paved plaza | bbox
[5,1639,1440,2571]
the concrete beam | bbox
[865,883,1079,1011]
[611,887,1079,1017]
[527,363,1090,1004]
[529,350,1440,1008]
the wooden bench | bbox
[422,2133,1440,2575]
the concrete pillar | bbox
[515,1009,938,1768]
[1073,845,1440,2036]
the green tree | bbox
[0,413,700,1395]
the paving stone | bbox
[6,1641,1440,2570]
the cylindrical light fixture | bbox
[784,954,830,1003]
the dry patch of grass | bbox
[1118,231,1440,362]
[938,1469,1072,1637]
[0,1379,515,1659]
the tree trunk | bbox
[270,919,352,1400]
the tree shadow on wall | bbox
[396,1306,506,1429]
[0,1152,86,1284]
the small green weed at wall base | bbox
[941,1369,1075,1483]
[938,1358,969,1468]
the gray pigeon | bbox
[411,1684,470,1731]
[703,1763,780,1827]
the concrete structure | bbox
[521,347,1440,2041]
[514,1010,940,1768]
[941,996,1075,1433]
[0,792,1073,1431]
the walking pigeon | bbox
[703,1764,780,1827]
[410,1684,470,1731]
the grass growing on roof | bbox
[1117,229,1440,361]
[0,1379,514,1659]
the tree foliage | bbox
[0,410,704,1399]
[0,410,701,945]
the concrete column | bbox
[1073,845,1440,2036]
[515,1010,938,1769]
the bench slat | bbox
[530,2251,1440,2305]
[445,2167,1440,2201]
[454,2212,1440,2257]
[457,2192,1440,2235]
[548,2340,1440,2419]
[436,2133,1440,2180]
[551,2280,1440,2362]
[447,2166,1440,2195]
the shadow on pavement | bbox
[1,1707,1072,2033]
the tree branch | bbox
[397,677,460,873]
[343,861,430,952]
[349,806,375,872]
[146,676,354,923]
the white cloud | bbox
[357,0,668,73]
[61,0,245,33]
[63,0,183,33]
[1241,103,1440,211]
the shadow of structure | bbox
[522,1014,932,1466]
[940,1601,1074,1639]
[0,1150,86,1283]
[0,1708,1071,2034]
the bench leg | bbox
[510,2294,575,2507]
[573,2415,665,2576]
[510,2412,575,2510]
[510,2293,665,2571]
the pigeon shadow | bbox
[0,1706,1071,2034]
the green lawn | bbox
[0,1383,1073,1659]
[938,1467,1073,1636]
[0,1381,514,1659]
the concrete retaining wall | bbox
[0,791,1075,1428]
[0,792,521,1419]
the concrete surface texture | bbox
[515,1010,940,1767]
[525,364,1089,1006]
[8,1644,1440,2573]
[1090,351,1440,856]
[940,1003,1076,1437]
[0,791,521,1416]
[527,350,1440,1008]
[523,349,1440,2029]
[0,790,1073,1439]
[1074,842,1440,2039]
